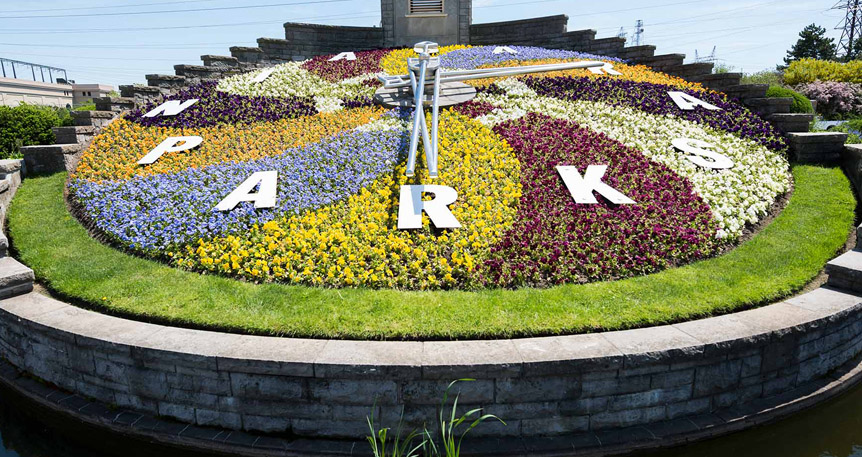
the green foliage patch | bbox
[766,85,814,114]
[785,59,862,85]
[7,166,855,339]
[0,104,71,159]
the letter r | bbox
[397,185,462,230]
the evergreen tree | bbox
[848,36,862,61]
[784,24,837,65]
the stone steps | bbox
[20,144,82,175]
[71,110,115,128]
[201,55,240,68]
[174,64,240,80]
[145,74,188,91]
[788,132,848,163]
[616,45,656,61]
[721,84,769,102]
[230,46,269,65]
[0,257,34,299]
[632,53,685,71]
[827,250,862,293]
[745,97,794,117]
[52,126,97,146]
[688,72,743,91]
[768,113,814,134]
[120,85,168,104]
[663,62,714,80]
[94,96,136,112]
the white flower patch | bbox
[217,63,377,101]
[314,96,343,113]
[354,115,410,132]
[476,84,791,240]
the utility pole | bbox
[833,0,862,59]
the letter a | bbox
[557,165,635,205]
[251,67,276,83]
[143,99,199,118]
[216,171,278,211]
[137,136,203,165]
[668,91,721,111]
[493,46,518,55]
[397,185,461,229]
[587,62,623,76]
[329,52,357,61]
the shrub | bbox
[784,58,862,85]
[765,85,814,113]
[0,104,64,159]
[742,70,784,86]
[796,81,862,118]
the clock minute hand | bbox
[375,42,605,179]
[378,61,606,90]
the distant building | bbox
[0,77,73,108]
[71,83,114,108]
[0,58,113,108]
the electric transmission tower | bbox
[617,27,627,40]
[633,20,644,47]
[833,0,862,59]
[695,46,717,63]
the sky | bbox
[0,0,849,89]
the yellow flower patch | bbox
[380,45,471,76]
[75,107,386,183]
[171,111,522,290]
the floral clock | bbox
[69,45,790,290]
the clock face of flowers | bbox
[70,45,791,290]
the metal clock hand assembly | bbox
[374,41,605,178]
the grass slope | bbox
[8,166,855,340]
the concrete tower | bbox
[381,0,472,47]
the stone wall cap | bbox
[0,159,23,173]
[2,283,861,372]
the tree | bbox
[848,36,862,61]
[784,24,838,65]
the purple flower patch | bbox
[126,82,316,129]
[524,76,787,151]
[439,46,624,70]
[484,113,719,287]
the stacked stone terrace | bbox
[84,14,841,163]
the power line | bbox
[0,12,379,34]
[3,0,222,14]
[0,42,250,49]
[0,0,355,19]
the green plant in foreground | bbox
[423,379,505,457]
[366,380,505,457]
[366,403,426,457]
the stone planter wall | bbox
[1,287,861,440]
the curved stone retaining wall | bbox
[1,286,861,440]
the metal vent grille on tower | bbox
[410,0,444,14]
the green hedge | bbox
[766,85,814,114]
[785,58,862,85]
[0,104,71,159]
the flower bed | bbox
[70,45,791,290]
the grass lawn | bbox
[8,165,855,340]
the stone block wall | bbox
[1,288,861,439]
